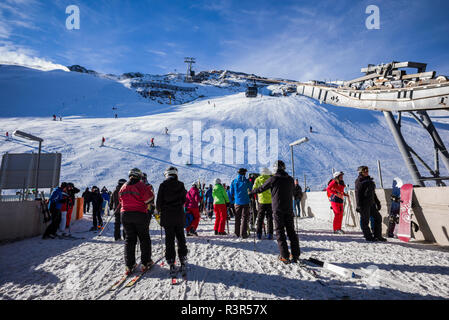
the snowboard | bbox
[397,183,413,243]
[387,177,403,237]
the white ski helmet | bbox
[164,166,178,177]
[260,167,271,175]
[333,171,344,179]
[214,178,221,184]
[128,168,142,179]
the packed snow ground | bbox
[1,213,448,300]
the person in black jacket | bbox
[293,179,303,217]
[90,186,104,231]
[156,166,188,276]
[250,160,301,264]
[110,179,127,241]
[82,187,91,214]
[354,166,386,242]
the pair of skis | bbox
[109,258,162,291]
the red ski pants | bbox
[213,204,227,233]
[66,206,74,228]
[186,207,200,232]
[331,202,343,231]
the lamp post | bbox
[13,130,43,199]
[289,137,309,179]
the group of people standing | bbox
[326,165,386,242]
[81,186,112,231]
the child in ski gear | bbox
[326,171,347,234]
[293,179,303,217]
[230,168,251,238]
[250,160,301,263]
[42,183,68,239]
[253,168,274,239]
[119,168,154,272]
[185,182,201,236]
[354,166,386,242]
[212,178,230,235]
[111,179,127,241]
[156,166,188,268]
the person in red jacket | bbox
[119,168,154,274]
[185,182,201,236]
[326,171,348,234]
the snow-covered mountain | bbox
[1,64,449,192]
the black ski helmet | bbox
[358,166,369,174]
[118,179,127,185]
[238,168,247,175]
[273,160,286,172]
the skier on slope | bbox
[250,160,301,264]
[42,182,68,239]
[156,166,188,277]
[212,178,230,235]
[110,178,127,241]
[101,137,105,147]
[354,166,386,242]
[185,182,201,236]
[119,168,154,274]
[326,171,348,234]
[230,168,251,239]
[252,167,274,240]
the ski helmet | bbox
[260,167,271,175]
[333,171,344,179]
[358,166,369,174]
[164,166,178,177]
[128,168,142,179]
[118,179,127,185]
[214,178,221,184]
[238,168,247,175]
[273,160,286,172]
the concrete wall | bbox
[0,198,83,243]
[302,187,449,246]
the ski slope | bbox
[0,214,448,300]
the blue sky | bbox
[1,0,449,80]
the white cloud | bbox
[0,43,69,71]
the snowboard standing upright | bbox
[387,177,402,238]
[397,183,413,242]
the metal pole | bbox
[35,141,41,199]
[377,160,384,188]
[290,145,295,179]
[383,111,425,187]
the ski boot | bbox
[256,233,262,240]
[125,264,137,276]
[278,255,291,265]
[289,254,299,264]
[141,259,154,272]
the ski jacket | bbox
[354,174,380,209]
[327,180,345,204]
[226,189,234,204]
[110,184,122,213]
[90,190,103,211]
[156,176,187,227]
[185,186,200,209]
[101,191,110,202]
[230,174,251,205]
[212,183,229,205]
[293,185,303,200]
[48,187,66,211]
[205,188,213,203]
[82,190,91,201]
[251,170,295,214]
[252,174,272,204]
[119,180,154,214]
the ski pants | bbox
[213,204,227,233]
[227,204,235,218]
[274,210,301,260]
[92,207,103,228]
[293,199,301,217]
[186,207,200,233]
[43,207,61,237]
[234,204,250,238]
[331,201,344,231]
[256,203,273,235]
[66,206,74,228]
[360,204,382,239]
[83,200,90,213]
[164,225,188,265]
[122,212,151,268]
[114,210,126,240]
[59,211,67,233]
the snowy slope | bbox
[1,65,449,191]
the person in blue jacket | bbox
[205,184,214,219]
[226,185,235,219]
[43,182,68,239]
[230,168,251,238]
